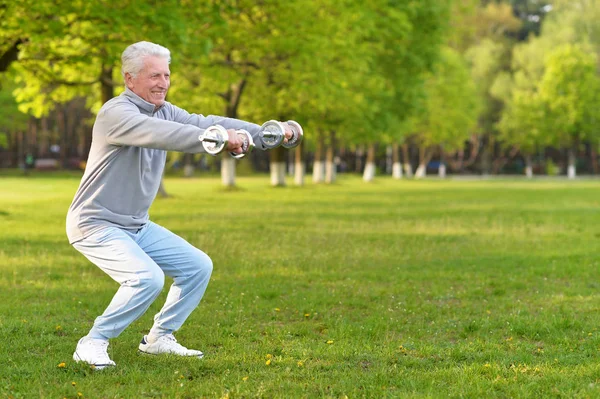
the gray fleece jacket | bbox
[66,88,262,244]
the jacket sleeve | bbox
[168,104,268,150]
[98,100,208,153]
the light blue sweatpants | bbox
[72,221,213,341]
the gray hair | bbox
[121,41,171,82]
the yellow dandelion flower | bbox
[56,325,62,331]
[242,376,249,381]
[506,337,513,342]
[58,362,66,368]
[265,359,272,366]
[71,382,76,386]
[484,363,491,368]
[297,361,303,367]
[326,340,334,344]
[304,313,310,317]
[77,393,83,398]
[275,308,280,312]
[266,354,273,360]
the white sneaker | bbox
[73,337,116,370]
[138,334,204,358]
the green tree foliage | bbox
[538,44,600,148]
[1,0,217,117]
[412,46,480,176]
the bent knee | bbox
[139,272,165,294]
[190,252,213,279]
[197,254,213,276]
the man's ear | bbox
[125,72,134,89]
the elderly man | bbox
[67,41,292,369]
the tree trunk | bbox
[591,145,599,175]
[415,146,432,179]
[325,130,336,184]
[101,65,114,104]
[392,142,402,179]
[287,149,295,176]
[355,144,364,173]
[313,131,325,183]
[270,146,286,186]
[221,157,236,186]
[183,153,195,177]
[438,164,446,178]
[220,78,247,187]
[525,154,533,178]
[438,149,446,178]
[402,143,413,177]
[567,147,576,179]
[294,141,305,186]
[385,145,393,174]
[57,105,68,168]
[39,116,49,158]
[363,143,376,182]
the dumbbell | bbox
[259,120,304,149]
[229,129,255,159]
[198,125,254,158]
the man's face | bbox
[125,55,170,107]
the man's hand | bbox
[226,129,244,154]
[281,122,294,145]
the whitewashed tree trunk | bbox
[356,145,365,173]
[183,164,194,177]
[438,163,446,178]
[294,145,305,186]
[401,143,413,178]
[567,148,576,179]
[221,157,236,187]
[415,164,426,178]
[392,162,402,179]
[313,161,325,183]
[270,162,286,186]
[313,132,325,183]
[525,154,533,178]
[363,162,376,181]
[288,150,295,175]
[363,144,376,182]
[325,133,336,184]
[183,153,195,177]
[386,145,393,174]
[325,160,336,183]
[392,143,402,179]
[403,162,413,177]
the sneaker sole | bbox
[73,352,116,370]
[138,349,204,358]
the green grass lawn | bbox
[2,173,600,398]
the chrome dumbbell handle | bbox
[229,129,255,159]
[259,120,286,149]
[198,125,229,155]
[259,120,304,149]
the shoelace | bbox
[161,334,188,350]
[91,340,111,362]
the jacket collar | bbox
[122,87,165,114]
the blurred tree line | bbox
[0,0,599,184]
